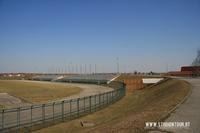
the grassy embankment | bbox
[34,77,191,133]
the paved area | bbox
[159,78,200,133]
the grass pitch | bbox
[0,80,82,104]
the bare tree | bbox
[192,49,200,66]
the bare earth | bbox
[0,93,22,107]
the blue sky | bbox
[0,0,200,73]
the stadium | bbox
[1,0,200,133]
[0,71,193,133]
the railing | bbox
[0,81,126,133]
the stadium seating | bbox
[57,74,118,84]
[32,75,64,81]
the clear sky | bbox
[0,0,200,73]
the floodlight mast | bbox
[95,64,97,74]
[89,64,92,74]
[117,57,119,74]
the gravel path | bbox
[158,78,200,133]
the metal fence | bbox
[0,81,126,133]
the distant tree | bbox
[192,49,200,66]
[134,71,137,75]
[149,71,154,75]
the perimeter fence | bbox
[0,81,126,133]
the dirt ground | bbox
[0,93,22,108]
[0,80,82,106]
[0,80,113,109]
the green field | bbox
[34,79,191,133]
[0,80,82,104]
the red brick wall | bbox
[123,78,144,92]
[167,71,193,77]
[181,66,200,72]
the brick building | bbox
[167,66,200,77]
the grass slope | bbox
[33,79,191,133]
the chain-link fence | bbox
[0,81,126,133]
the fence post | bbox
[114,90,116,101]
[1,109,4,130]
[111,91,113,102]
[120,88,122,97]
[123,85,126,96]
[17,107,20,132]
[77,98,80,117]
[83,97,85,113]
[117,89,119,99]
[102,93,105,106]
[116,89,118,100]
[119,88,121,98]
[107,92,109,105]
[123,83,126,95]
[113,91,115,101]
[53,102,55,122]
[42,104,45,124]
[89,96,92,112]
[99,94,101,108]
[110,91,112,103]
[30,105,33,128]
[62,101,64,121]
[94,95,96,111]
[69,100,72,119]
